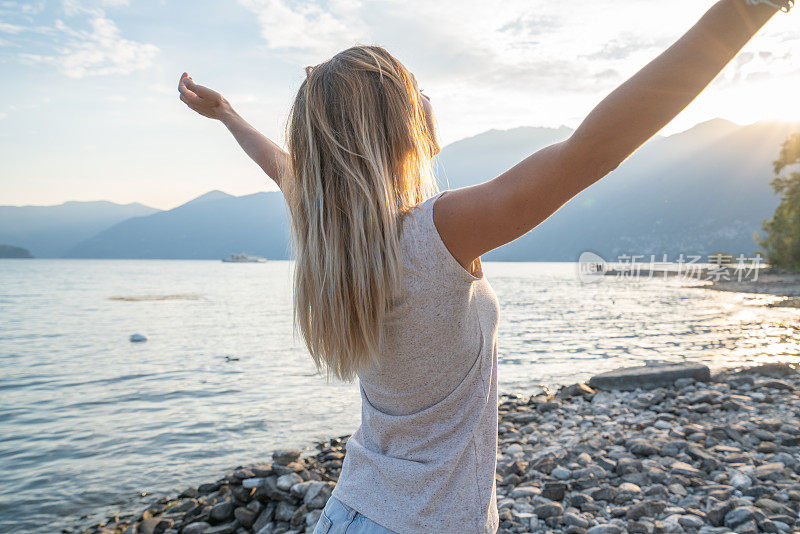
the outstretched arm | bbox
[178,73,287,190]
[435,0,790,271]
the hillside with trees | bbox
[758,133,800,269]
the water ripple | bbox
[0,260,798,533]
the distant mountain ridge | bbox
[0,200,159,258]
[4,118,798,261]
[0,244,33,258]
[439,118,799,261]
[63,191,290,260]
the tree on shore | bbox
[758,133,800,270]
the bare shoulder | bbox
[432,186,491,274]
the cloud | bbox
[584,34,666,61]
[237,0,363,62]
[61,0,130,17]
[233,0,800,141]
[234,0,706,96]
[56,15,159,78]
[5,3,159,78]
[0,1,46,19]
[22,2,46,15]
[711,30,800,88]
[0,20,25,33]
[238,0,800,92]
[498,13,560,38]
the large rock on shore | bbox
[589,363,711,391]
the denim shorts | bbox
[313,496,397,534]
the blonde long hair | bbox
[285,45,439,381]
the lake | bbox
[1,259,798,533]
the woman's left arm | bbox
[434,0,791,270]
[178,73,287,190]
[562,0,787,180]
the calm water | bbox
[1,260,799,532]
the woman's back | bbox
[330,191,501,534]
[178,9,793,530]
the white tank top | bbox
[330,190,501,534]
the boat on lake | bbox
[221,253,267,263]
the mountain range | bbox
[2,118,798,261]
[63,190,290,260]
[440,118,798,261]
[0,200,158,258]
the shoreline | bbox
[69,363,800,534]
[603,266,800,307]
[702,271,800,309]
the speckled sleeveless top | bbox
[330,190,501,534]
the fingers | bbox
[178,72,193,94]
[178,81,199,103]
[178,72,197,96]
[179,90,203,116]
[179,93,195,110]
[178,73,204,108]
[178,72,220,119]
[183,76,216,99]
[182,75,199,92]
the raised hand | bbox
[178,72,231,120]
[177,71,287,187]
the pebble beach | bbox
[69,362,800,534]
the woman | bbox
[178,1,793,532]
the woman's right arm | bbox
[178,73,287,190]
[219,107,287,191]
[433,0,789,272]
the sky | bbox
[1,0,799,210]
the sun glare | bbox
[721,80,800,124]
